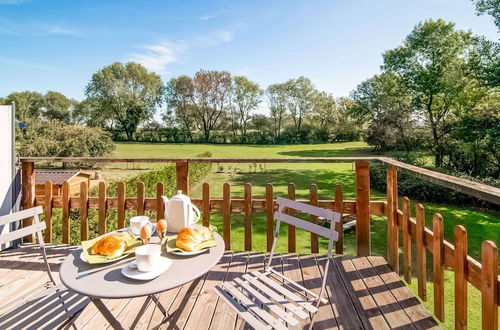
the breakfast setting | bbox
[58,190,225,326]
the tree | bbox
[4,91,43,122]
[266,83,288,141]
[351,72,416,151]
[286,77,316,134]
[43,91,76,122]
[311,91,337,132]
[383,19,491,166]
[231,76,263,142]
[165,75,196,142]
[472,0,500,29]
[85,62,164,140]
[191,70,232,142]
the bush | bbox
[18,120,115,167]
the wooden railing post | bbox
[386,166,399,272]
[223,183,231,250]
[156,182,164,220]
[287,183,296,253]
[136,182,145,216]
[310,184,319,253]
[244,183,252,251]
[62,181,70,244]
[334,184,343,254]
[481,240,498,330]
[433,213,445,322]
[44,181,53,243]
[454,225,468,330]
[355,161,370,256]
[266,183,274,252]
[80,181,89,241]
[402,197,411,284]
[21,161,35,242]
[98,181,107,235]
[202,183,210,227]
[117,182,126,229]
[416,204,427,301]
[176,161,189,195]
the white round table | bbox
[59,232,225,329]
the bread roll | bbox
[90,233,129,258]
[140,225,152,244]
[176,227,212,252]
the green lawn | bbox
[109,141,499,329]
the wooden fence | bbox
[19,157,500,329]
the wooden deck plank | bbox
[184,251,234,330]
[350,256,416,329]
[320,256,369,329]
[0,245,438,330]
[300,254,339,330]
[367,256,439,329]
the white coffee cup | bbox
[130,216,150,235]
[135,244,161,272]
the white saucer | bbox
[80,251,129,264]
[121,257,172,281]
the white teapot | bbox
[161,190,201,233]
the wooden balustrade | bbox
[19,157,500,328]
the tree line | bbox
[1,63,361,145]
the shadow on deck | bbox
[0,244,439,329]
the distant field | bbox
[103,141,499,328]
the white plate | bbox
[79,251,129,264]
[121,257,172,281]
[169,248,209,256]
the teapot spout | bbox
[161,195,169,205]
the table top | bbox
[59,232,225,299]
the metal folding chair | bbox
[214,197,341,330]
[0,207,89,329]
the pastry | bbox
[90,233,130,259]
[175,227,212,252]
[156,219,167,240]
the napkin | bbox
[81,231,143,264]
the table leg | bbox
[130,295,154,329]
[91,297,125,330]
[151,294,167,316]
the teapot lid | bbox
[171,190,191,203]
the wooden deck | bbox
[0,244,439,329]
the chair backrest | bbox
[267,197,341,268]
[0,206,56,284]
[0,206,45,246]
[274,197,340,241]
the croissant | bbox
[90,233,130,259]
[176,227,211,252]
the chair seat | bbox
[214,269,321,330]
[0,284,90,330]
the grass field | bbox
[109,141,499,328]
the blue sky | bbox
[0,0,498,106]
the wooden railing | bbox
[19,157,500,328]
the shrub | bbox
[18,120,115,167]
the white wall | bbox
[0,105,18,249]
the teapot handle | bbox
[190,203,201,222]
